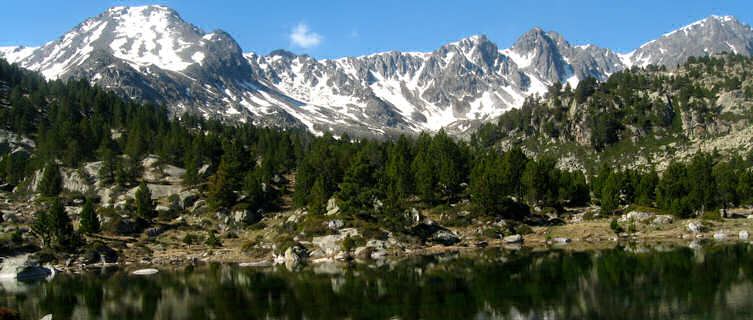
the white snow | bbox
[565,73,580,89]
[0,46,37,63]
[108,5,197,72]
[726,41,738,54]
[191,52,205,65]
[502,48,536,69]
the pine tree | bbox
[116,156,142,187]
[385,136,413,201]
[135,182,156,221]
[244,170,266,211]
[687,152,716,213]
[205,230,222,247]
[601,172,621,214]
[337,151,378,214]
[656,161,689,215]
[412,150,436,202]
[635,169,659,206]
[30,210,52,248]
[715,162,738,216]
[48,199,74,248]
[308,175,328,216]
[183,154,199,187]
[502,147,528,198]
[737,171,753,206]
[79,198,100,234]
[470,153,501,215]
[38,162,62,197]
[431,130,464,200]
[207,140,243,209]
[98,142,117,185]
[521,157,558,205]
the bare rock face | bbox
[625,16,753,69]
[3,7,752,139]
[326,198,340,216]
[618,211,655,223]
[231,209,262,226]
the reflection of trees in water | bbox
[4,244,753,319]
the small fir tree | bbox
[79,198,100,234]
[135,182,156,221]
[38,162,62,197]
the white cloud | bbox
[289,23,323,48]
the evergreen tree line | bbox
[593,152,753,217]
[292,130,591,231]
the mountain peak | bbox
[107,5,176,14]
[446,34,491,49]
[624,14,753,68]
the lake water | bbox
[3,242,753,319]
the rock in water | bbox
[239,261,272,267]
[714,232,727,241]
[0,254,52,281]
[503,234,523,243]
[552,237,571,245]
[740,230,750,240]
[282,245,308,266]
[431,230,460,246]
[687,221,704,233]
[312,235,344,256]
[131,268,159,275]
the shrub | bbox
[701,210,722,221]
[296,216,330,237]
[205,231,222,247]
[610,218,624,234]
[515,224,533,235]
[183,233,196,245]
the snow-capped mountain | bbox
[2,6,753,138]
[621,15,753,68]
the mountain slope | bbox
[622,15,753,68]
[473,53,753,172]
[2,7,753,138]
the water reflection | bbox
[4,243,753,319]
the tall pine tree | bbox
[135,182,156,221]
[38,162,62,197]
[79,198,100,234]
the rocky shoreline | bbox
[7,209,751,278]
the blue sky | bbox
[2,0,752,59]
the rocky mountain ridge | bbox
[2,7,753,138]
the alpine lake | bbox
[3,242,753,319]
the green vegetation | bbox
[472,53,753,171]
[135,182,156,221]
[4,52,753,257]
[78,198,100,234]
